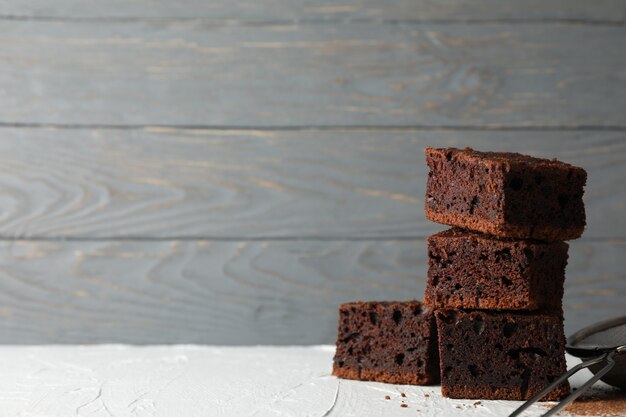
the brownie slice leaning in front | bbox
[425,228,568,311]
[436,309,570,401]
[332,301,439,385]
[425,147,587,241]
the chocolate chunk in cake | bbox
[436,309,570,401]
[425,147,587,241]
[332,301,439,385]
[425,228,568,311]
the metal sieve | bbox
[510,315,626,417]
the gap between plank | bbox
[0,236,620,243]
[0,15,623,26]
[0,123,626,132]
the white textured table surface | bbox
[0,345,614,417]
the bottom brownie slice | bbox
[332,301,439,385]
[436,309,570,401]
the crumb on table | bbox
[555,388,626,416]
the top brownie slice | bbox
[425,147,587,240]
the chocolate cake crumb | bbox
[400,404,408,408]
[474,401,482,406]
[384,395,391,400]
[552,388,626,416]
[400,393,406,398]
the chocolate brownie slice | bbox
[425,147,587,241]
[332,301,439,385]
[436,309,570,401]
[425,228,568,311]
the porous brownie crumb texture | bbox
[332,301,439,385]
[436,309,570,401]
[425,147,587,241]
[426,228,568,310]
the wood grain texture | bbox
[0,239,620,344]
[0,22,624,127]
[0,0,623,350]
[0,128,622,239]
[2,0,625,21]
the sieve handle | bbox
[508,350,616,417]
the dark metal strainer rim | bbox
[566,315,626,355]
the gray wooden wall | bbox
[0,1,624,344]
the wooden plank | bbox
[0,22,624,127]
[0,239,620,344]
[2,0,625,22]
[0,128,622,239]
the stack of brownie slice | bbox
[332,147,587,402]
[425,147,586,401]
